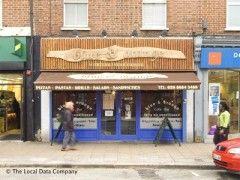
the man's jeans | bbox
[62,131,75,149]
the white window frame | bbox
[0,0,2,29]
[141,0,168,30]
[225,0,240,31]
[62,0,90,30]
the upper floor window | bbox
[0,0,2,28]
[142,0,167,30]
[226,0,240,30]
[63,0,88,29]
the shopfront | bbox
[35,38,200,142]
[201,48,240,135]
[0,37,27,140]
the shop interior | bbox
[208,70,240,134]
[0,74,22,140]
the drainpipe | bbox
[23,0,34,141]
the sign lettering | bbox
[47,45,186,62]
[35,84,199,91]
[233,52,240,59]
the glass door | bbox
[119,91,136,139]
[100,91,137,140]
[208,70,240,134]
[101,92,118,139]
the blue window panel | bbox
[139,129,183,142]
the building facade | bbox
[194,0,240,142]
[2,0,239,142]
[0,0,35,141]
[30,0,203,142]
[35,38,199,142]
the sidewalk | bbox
[0,141,215,169]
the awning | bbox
[34,72,200,91]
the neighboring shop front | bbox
[201,47,240,138]
[0,37,27,140]
[35,38,200,142]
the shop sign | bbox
[140,117,182,129]
[35,84,199,91]
[158,85,199,90]
[209,83,220,116]
[68,73,168,80]
[53,118,97,129]
[201,48,240,68]
[0,37,27,62]
[47,45,186,62]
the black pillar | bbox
[33,36,41,134]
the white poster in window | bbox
[209,83,220,116]
[103,93,115,110]
[105,110,113,117]
[140,117,182,129]
[124,104,132,120]
[52,117,97,129]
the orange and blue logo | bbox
[208,52,222,65]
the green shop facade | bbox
[0,36,34,141]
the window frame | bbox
[141,0,168,30]
[62,0,89,30]
[226,0,240,31]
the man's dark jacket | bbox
[62,108,74,132]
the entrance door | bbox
[101,92,118,139]
[100,91,137,140]
[119,91,137,139]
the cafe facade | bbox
[34,38,200,142]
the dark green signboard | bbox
[0,37,27,62]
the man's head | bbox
[65,101,74,112]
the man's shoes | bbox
[61,148,67,151]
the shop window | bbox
[63,0,88,29]
[208,70,239,133]
[142,0,167,30]
[52,91,97,130]
[140,91,182,129]
[0,74,23,137]
[226,0,240,30]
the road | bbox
[0,167,239,180]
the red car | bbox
[212,138,240,172]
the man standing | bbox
[61,101,76,151]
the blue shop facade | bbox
[197,44,240,142]
[52,90,185,141]
[35,38,200,142]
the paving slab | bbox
[0,141,216,168]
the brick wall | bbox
[3,0,240,36]
[200,0,240,35]
[200,0,226,35]
[2,0,30,27]
[31,0,209,37]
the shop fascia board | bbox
[0,27,31,36]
